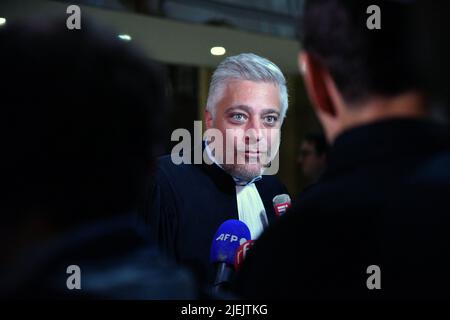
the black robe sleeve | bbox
[144,165,179,260]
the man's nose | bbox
[245,118,264,143]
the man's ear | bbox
[299,52,336,118]
[204,109,213,130]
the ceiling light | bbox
[210,46,226,56]
[118,34,132,41]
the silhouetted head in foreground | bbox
[1,17,164,240]
[298,0,427,142]
[0,18,197,299]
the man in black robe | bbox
[144,53,289,287]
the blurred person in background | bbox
[0,17,196,299]
[415,0,450,123]
[297,132,328,184]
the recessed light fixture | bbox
[0,18,6,26]
[210,46,226,56]
[118,34,132,41]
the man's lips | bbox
[230,149,269,157]
[243,151,264,158]
[238,148,267,153]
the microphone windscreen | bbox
[234,240,255,270]
[210,219,251,265]
[273,194,291,217]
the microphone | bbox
[273,194,291,217]
[210,219,250,294]
[234,240,255,270]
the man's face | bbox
[206,79,282,181]
[297,140,325,181]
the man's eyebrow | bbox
[260,108,280,116]
[226,105,253,114]
[226,106,280,116]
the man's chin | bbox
[222,163,262,182]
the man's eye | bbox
[264,115,278,124]
[231,114,247,122]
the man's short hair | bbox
[298,0,423,105]
[206,53,288,120]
